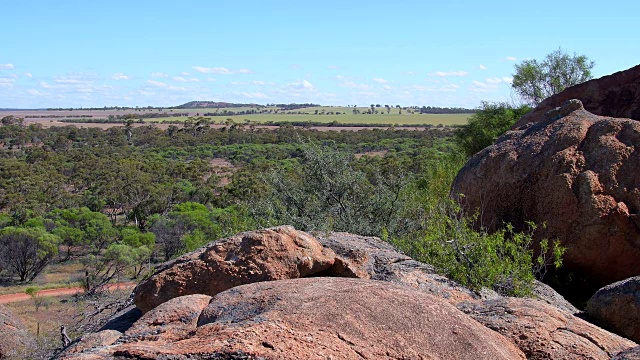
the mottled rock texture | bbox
[62,278,526,360]
[134,226,336,313]
[452,100,640,290]
[587,276,640,343]
[515,64,640,129]
[458,297,636,359]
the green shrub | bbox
[455,102,531,157]
[392,199,564,296]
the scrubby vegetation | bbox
[0,114,562,299]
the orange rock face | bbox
[459,297,636,359]
[63,278,527,360]
[134,226,336,313]
[452,100,640,290]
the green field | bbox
[146,113,471,126]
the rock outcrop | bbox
[514,64,640,128]
[58,227,640,360]
[61,278,527,360]
[452,100,640,291]
[316,231,481,304]
[587,276,640,343]
[0,304,32,359]
[134,226,336,313]
[458,297,635,359]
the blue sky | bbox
[1,0,638,108]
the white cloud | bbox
[181,72,191,76]
[339,81,372,91]
[433,71,468,77]
[505,56,518,61]
[192,66,253,74]
[24,72,33,78]
[0,64,14,70]
[328,65,339,69]
[27,89,42,95]
[112,73,130,80]
[287,79,315,92]
[479,64,488,70]
[146,80,186,91]
[172,76,199,82]
[151,72,168,78]
[206,78,216,82]
[382,85,393,90]
[230,80,270,86]
[372,78,389,84]
[239,92,269,99]
[0,78,15,87]
[485,77,513,84]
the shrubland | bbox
[0,115,562,299]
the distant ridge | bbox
[173,101,263,109]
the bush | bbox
[455,102,531,157]
[392,199,564,296]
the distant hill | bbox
[173,101,321,110]
[173,101,264,109]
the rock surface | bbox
[316,231,480,304]
[134,226,336,313]
[613,346,640,360]
[0,304,32,359]
[587,276,640,343]
[452,100,640,289]
[514,64,640,128]
[62,278,526,359]
[458,297,636,359]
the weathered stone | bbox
[316,231,479,304]
[134,226,336,313]
[613,346,640,360]
[452,100,640,292]
[125,294,211,341]
[515,64,640,129]
[65,330,122,354]
[63,278,526,359]
[458,297,636,359]
[587,276,640,343]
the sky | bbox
[1,0,639,109]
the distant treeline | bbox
[414,106,476,114]
[174,101,264,109]
[26,115,94,118]
[59,117,459,128]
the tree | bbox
[455,102,531,157]
[512,48,595,105]
[0,226,60,282]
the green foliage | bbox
[392,200,565,296]
[0,226,60,282]
[512,48,595,105]
[150,202,255,259]
[455,102,531,157]
[253,141,409,236]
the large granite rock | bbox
[316,231,481,304]
[587,276,640,343]
[134,226,336,313]
[514,64,640,129]
[458,297,636,359]
[452,100,640,291]
[60,278,526,359]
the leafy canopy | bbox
[512,48,595,105]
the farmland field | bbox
[145,113,471,126]
[1,107,472,127]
